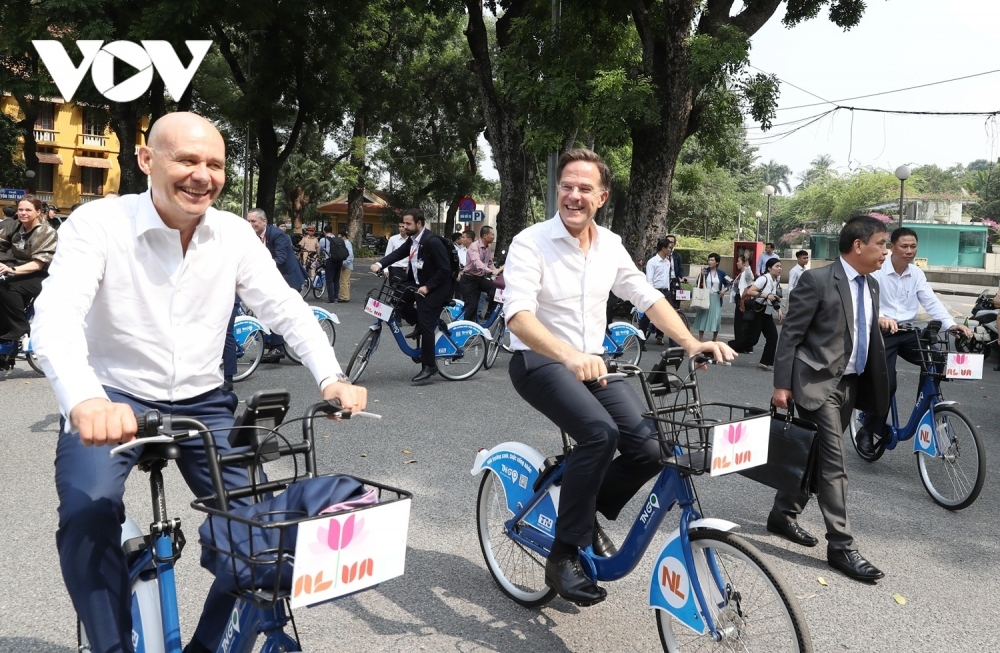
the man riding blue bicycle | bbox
[503,148,734,606]
[857,227,972,456]
[31,112,367,653]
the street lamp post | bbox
[24,169,35,194]
[763,185,775,243]
[703,209,710,241]
[895,165,911,228]
[737,205,744,240]
[754,211,762,241]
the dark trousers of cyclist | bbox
[460,274,496,322]
[54,387,256,653]
[742,310,778,366]
[861,330,922,434]
[326,257,343,302]
[509,350,664,548]
[639,288,673,344]
[396,283,442,368]
[388,266,407,283]
[0,272,45,340]
[222,297,240,382]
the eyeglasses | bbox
[558,183,601,196]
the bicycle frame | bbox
[365,314,479,360]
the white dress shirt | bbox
[385,233,408,268]
[407,229,426,284]
[872,259,955,330]
[503,215,665,355]
[32,192,343,420]
[840,258,874,376]
[455,244,468,267]
[645,253,673,290]
[787,264,806,297]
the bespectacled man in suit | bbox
[769,215,891,583]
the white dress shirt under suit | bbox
[840,257,874,376]
[872,259,955,330]
[32,192,343,420]
[503,216,664,355]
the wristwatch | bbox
[334,372,351,384]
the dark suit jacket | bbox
[773,258,889,415]
[671,251,686,280]
[378,230,453,306]
[263,224,306,289]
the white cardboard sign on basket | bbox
[945,353,983,380]
[493,287,506,304]
[290,498,411,608]
[675,289,691,301]
[364,297,393,322]
[709,415,770,476]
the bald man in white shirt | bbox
[504,148,734,606]
[32,112,366,653]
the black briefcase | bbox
[738,402,819,496]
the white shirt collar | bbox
[135,191,214,241]
[840,257,864,282]
[551,213,599,249]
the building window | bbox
[81,167,104,195]
[337,222,347,234]
[36,164,54,193]
[35,103,55,130]
[83,108,106,136]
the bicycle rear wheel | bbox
[312,271,326,299]
[656,530,812,653]
[24,351,44,376]
[233,330,264,382]
[618,334,642,366]
[476,471,556,608]
[285,317,337,364]
[346,328,380,383]
[439,334,486,380]
[848,409,887,462]
[916,405,985,510]
[484,316,505,370]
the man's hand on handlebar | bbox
[70,398,138,446]
[685,340,737,367]
[369,262,382,274]
[322,380,368,419]
[879,317,899,334]
[950,324,974,339]
[561,350,608,385]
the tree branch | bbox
[727,0,783,38]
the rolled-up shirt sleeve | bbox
[235,227,343,386]
[612,246,664,313]
[500,236,541,320]
[914,269,956,329]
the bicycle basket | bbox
[366,278,411,310]
[645,401,763,475]
[193,473,411,609]
[916,320,949,376]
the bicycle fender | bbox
[913,408,940,457]
[234,315,269,345]
[119,516,165,653]
[647,519,739,634]
[311,306,341,324]
[471,443,561,538]
[435,319,492,355]
[608,321,646,342]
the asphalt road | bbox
[0,269,997,652]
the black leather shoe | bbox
[261,348,285,364]
[592,522,618,557]
[411,365,438,383]
[766,515,818,547]
[544,556,607,606]
[856,427,878,457]
[222,380,234,393]
[827,549,885,582]
[404,329,420,340]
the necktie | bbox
[855,276,867,375]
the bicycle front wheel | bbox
[346,328,379,383]
[476,471,556,608]
[439,334,486,380]
[916,405,985,510]
[848,409,887,462]
[311,272,326,299]
[25,351,44,376]
[233,330,264,382]
[619,334,642,366]
[656,529,812,653]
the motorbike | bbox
[955,289,999,369]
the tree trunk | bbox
[464,0,535,256]
[346,113,367,242]
[109,100,147,195]
[445,195,461,236]
[13,96,39,192]
[255,118,279,220]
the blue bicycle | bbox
[302,265,327,299]
[231,301,339,381]
[78,391,410,652]
[344,273,492,382]
[442,297,510,369]
[472,353,812,652]
[847,322,985,510]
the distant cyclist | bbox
[32,112,365,653]
[503,148,734,606]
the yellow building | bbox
[1,95,146,212]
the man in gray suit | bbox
[769,215,890,583]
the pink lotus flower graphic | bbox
[954,354,967,365]
[312,513,366,554]
[726,423,745,445]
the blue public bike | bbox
[0,289,43,375]
[344,272,492,382]
[472,353,812,652]
[847,322,985,510]
[231,302,339,381]
[441,297,510,369]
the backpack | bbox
[326,234,349,261]
[437,234,461,281]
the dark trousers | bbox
[395,283,443,367]
[733,300,747,344]
[862,330,922,433]
[461,274,496,322]
[509,351,664,547]
[743,311,778,365]
[326,258,344,301]
[55,387,252,653]
[639,288,672,342]
[0,272,44,340]
[222,296,240,380]
[772,374,858,551]
[388,266,407,283]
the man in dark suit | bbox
[370,208,453,382]
[770,215,890,583]
[247,208,306,362]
